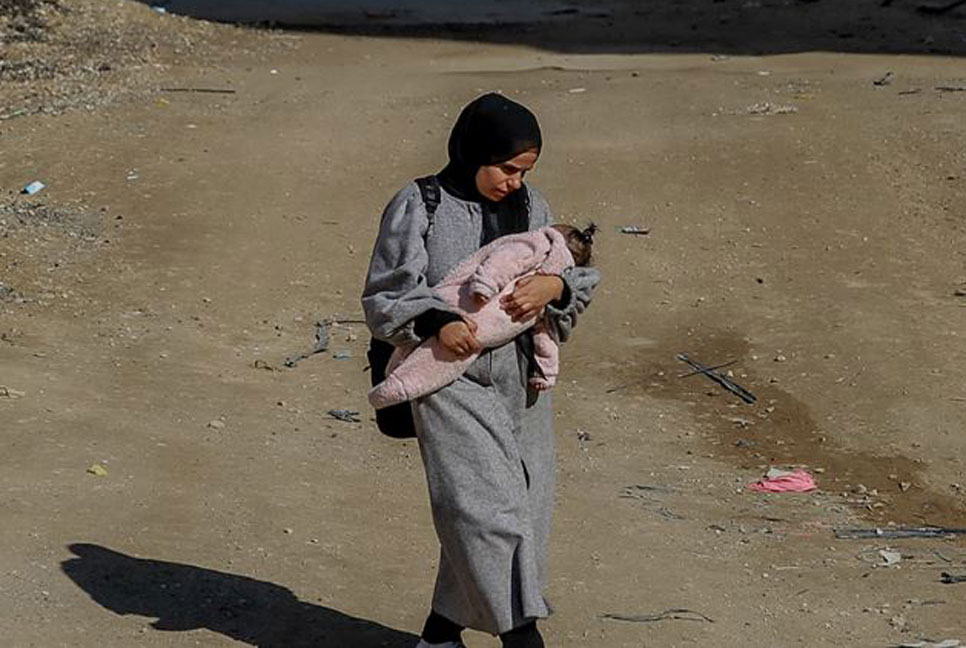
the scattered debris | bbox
[86,464,108,477]
[568,87,587,94]
[284,321,330,368]
[21,180,45,195]
[834,526,966,540]
[576,430,592,442]
[874,71,894,86]
[601,608,715,624]
[332,350,352,360]
[676,353,757,404]
[940,572,966,584]
[207,419,225,430]
[619,225,650,236]
[746,102,798,116]
[0,386,26,398]
[327,409,361,423]
[748,468,817,493]
[620,484,675,498]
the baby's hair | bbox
[552,223,597,267]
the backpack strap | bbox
[415,175,441,231]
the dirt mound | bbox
[0,0,268,120]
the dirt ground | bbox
[2,1,966,646]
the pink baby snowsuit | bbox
[369,226,574,410]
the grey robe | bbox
[362,182,599,635]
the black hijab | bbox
[438,93,542,203]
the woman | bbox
[362,93,599,648]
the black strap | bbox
[415,175,441,228]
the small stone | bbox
[207,420,225,430]
[774,354,787,363]
[87,464,108,477]
[283,527,293,535]
[899,481,911,492]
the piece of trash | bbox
[955,288,966,297]
[601,608,714,624]
[207,419,225,430]
[568,87,587,94]
[126,170,139,181]
[873,71,894,86]
[746,102,798,115]
[86,464,108,477]
[677,353,756,404]
[899,89,923,95]
[940,572,966,584]
[679,359,736,378]
[936,85,966,92]
[327,409,361,423]
[900,640,962,648]
[151,5,167,13]
[332,350,352,360]
[284,321,330,368]
[879,549,903,567]
[22,181,45,195]
[0,386,26,398]
[834,526,966,540]
[252,359,278,371]
[577,430,592,441]
[619,225,651,236]
[748,468,817,493]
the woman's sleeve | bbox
[362,184,459,347]
[527,186,601,343]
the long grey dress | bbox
[362,182,599,635]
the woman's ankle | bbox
[500,621,544,648]
[421,610,464,644]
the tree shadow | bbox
[141,0,966,57]
[61,543,418,648]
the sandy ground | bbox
[2,2,966,646]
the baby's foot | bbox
[529,377,555,391]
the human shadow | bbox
[61,543,418,648]
[140,0,966,57]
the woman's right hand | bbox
[439,319,482,358]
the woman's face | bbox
[475,149,539,202]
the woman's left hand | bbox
[501,275,564,322]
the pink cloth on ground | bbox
[369,227,573,410]
[747,469,817,493]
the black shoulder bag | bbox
[367,176,441,439]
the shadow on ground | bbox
[143,0,966,57]
[62,543,418,648]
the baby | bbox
[369,223,595,410]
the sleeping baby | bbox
[369,223,596,410]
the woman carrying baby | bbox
[362,93,599,648]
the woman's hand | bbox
[439,319,482,358]
[501,275,564,322]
